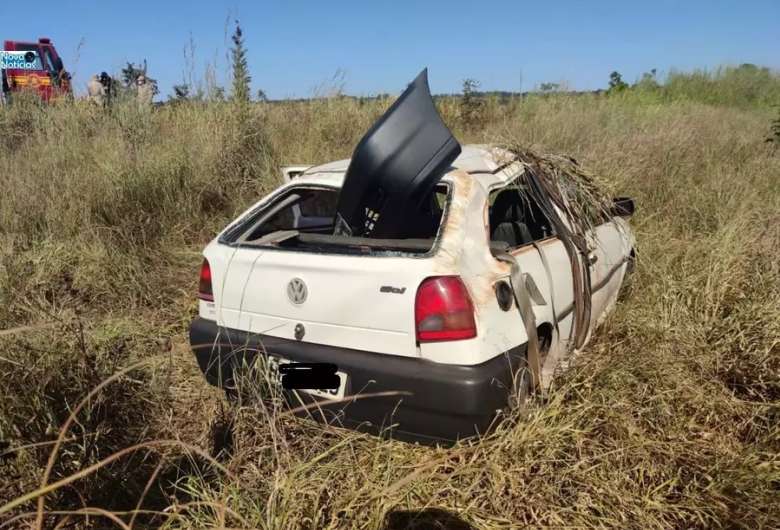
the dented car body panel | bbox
[190,72,635,443]
[192,144,635,442]
[195,145,635,376]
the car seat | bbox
[490,189,534,247]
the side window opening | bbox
[434,187,448,209]
[43,48,58,73]
[240,188,339,242]
[488,184,556,249]
[402,185,448,240]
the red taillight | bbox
[198,258,214,301]
[415,276,477,342]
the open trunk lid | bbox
[205,68,463,358]
[334,68,461,239]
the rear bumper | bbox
[189,317,526,444]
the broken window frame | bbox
[486,178,559,252]
[220,184,339,244]
[219,182,456,257]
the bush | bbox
[663,64,780,107]
[0,319,173,515]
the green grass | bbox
[1,70,779,528]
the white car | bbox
[190,70,636,443]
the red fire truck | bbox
[1,37,72,103]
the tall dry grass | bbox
[0,75,778,528]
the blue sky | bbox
[3,1,778,100]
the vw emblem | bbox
[287,278,308,305]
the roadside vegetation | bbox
[1,66,779,528]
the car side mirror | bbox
[610,196,635,217]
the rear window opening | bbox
[220,184,451,255]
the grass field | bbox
[1,67,779,528]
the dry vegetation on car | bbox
[1,68,778,528]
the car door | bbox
[585,217,633,328]
[487,183,576,354]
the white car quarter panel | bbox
[588,217,634,326]
[204,239,445,358]
[237,252,426,357]
[198,145,635,369]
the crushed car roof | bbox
[301,145,516,187]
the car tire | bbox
[224,385,239,402]
[509,353,532,410]
[626,248,636,275]
[619,248,637,302]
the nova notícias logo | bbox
[0,51,40,70]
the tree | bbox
[230,20,251,103]
[608,71,628,93]
[460,78,484,129]
[120,61,158,94]
[635,68,659,90]
[170,84,190,102]
[120,61,145,88]
[256,88,268,102]
[539,82,560,93]
[462,78,480,97]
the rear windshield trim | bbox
[219,184,340,244]
[218,182,454,258]
[297,234,435,251]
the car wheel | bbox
[512,328,552,407]
[626,248,636,275]
[509,352,533,410]
[619,249,637,301]
[224,385,239,402]
[515,362,532,406]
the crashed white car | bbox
[190,70,636,443]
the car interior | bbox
[228,183,556,252]
[488,187,556,248]
[225,184,450,248]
